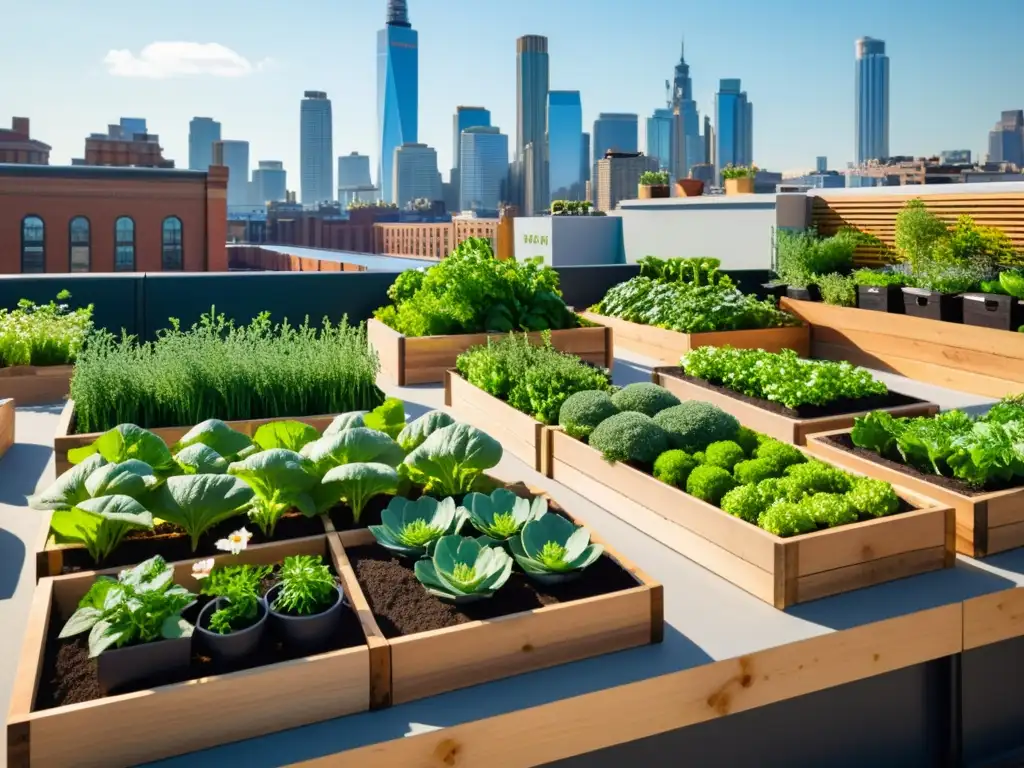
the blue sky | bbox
[5,0,1021,181]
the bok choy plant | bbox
[369,496,467,557]
[462,488,546,546]
[413,535,513,603]
[509,514,604,584]
[227,449,320,535]
[402,423,502,496]
[145,474,255,550]
[67,424,177,475]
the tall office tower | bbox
[592,113,638,184]
[251,161,287,204]
[816,156,828,173]
[516,35,549,213]
[451,106,491,194]
[188,117,221,170]
[646,108,673,172]
[547,91,584,201]
[672,40,704,176]
[581,132,591,185]
[988,110,1024,166]
[300,91,334,203]
[212,140,251,209]
[393,143,441,207]
[378,0,419,203]
[337,152,377,205]
[703,114,713,167]
[855,37,890,164]
[715,79,753,180]
[460,126,508,213]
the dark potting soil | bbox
[819,433,1010,498]
[659,367,925,420]
[346,545,640,638]
[34,574,364,710]
[59,511,326,575]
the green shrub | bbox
[0,291,93,367]
[734,426,761,457]
[720,484,767,524]
[704,440,746,472]
[610,383,680,417]
[733,457,778,485]
[685,465,737,505]
[804,493,858,527]
[757,502,817,537]
[754,440,806,472]
[853,269,908,287]
[588,412,669,464]
[558,390,619,440]
[775,228,857,288]
[692,451,705,463]
[653,401,740,453]
[818,273,857,307]
[653,450,698,488]
[846,477,901,518]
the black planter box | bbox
[786,285,821,302]
[857,285,904,314]
[761,283,787,300]
[962,292,1024,331]
[901,288,963,323]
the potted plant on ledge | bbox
[676,176,705,197]
[721,164,758,195]
[638,171,670,200]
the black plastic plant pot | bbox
[266,583,346,651]
[961,292,1023,331]
[857,284,904,314]
[901,288,963,323]
[761,283,787,300]
[196,597,268,661]
[96,635,192,695]
[785,284,821,302]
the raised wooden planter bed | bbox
[52,399,347,477]
[578,312,809,367]
[545,429,954,608]
[8,535,373,768]
[780,296,1024,398]
[367,317,613,386]
[651,367,939,445]
[444,369,551,473]
[805,429,1024,558]
[336,484,662,705]
[0,365,73,406]
[0,399,13,461]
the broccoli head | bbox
[653,401,740,453]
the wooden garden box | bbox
[335,485,663,706]
[545,429,955,608]
[805,429,1024,558]
[652,367,940,445]
[367,318,613,386]
[0,398,14,461]
[7,536,371,768]
[578,312,809,367]
[0,365,73,406]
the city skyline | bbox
[5,0,1022,184]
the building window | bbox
[69,216,91,272]
[161,216,183,270]
[21,215,45,273]
[114,216,135,271]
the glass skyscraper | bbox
[646,109,672,172]
[672,41,704,176]
[460,126,508,213]
[516,35,549,214]
[300,91,334,203]
[855,37,889,165]
[592,113,638,166]
[377,0,418,203]
[212,140,250,210]
[188,117,221,171]
[715,79,753,179]
[453,107,491,174]
[547,91,584,201]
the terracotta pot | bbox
[724,177,755,195]
[638,184,670,200]
[675,179,704,197]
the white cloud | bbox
[103,42,271,79]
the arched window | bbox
[69,217,90,272]
[161,216,183,270]
[114,216,135,272]
[21,215,45,273]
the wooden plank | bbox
[0,399,14,460]
[294,603,962,768]
[367,315,404,385]
[652,367,938,446]
[0,365,73,406]
[986,519,1024,556]
[794,545,949,604]
[963,588,1024,651]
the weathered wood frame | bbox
[652,367,940,445]
[579,312,809,367]
[546,429,955,608]
[367,317,614,386]
[7,536,372,768]
[0,366,73,406]
[805,429,1024,558]
[0,399,14,461]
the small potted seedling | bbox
[509,513,604,584]
[194,559,271,661]
[266,554,346,650]
[59,555,195,694]
[638,170,670,200]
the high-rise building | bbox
[646,108,673,172]
[855,37,890,164]
[451,106,490,207]
[816,156,828,173]
[300,91,334,203]
[251,160,287,205]
[377,0,419,203]
[592,113,639,166]
[703,115,713,168]
[188,117,221,171]
[581,132,591,184]
[460,126,508,213]
[393,143,441,208]
[988,111,1024,167]
[212,140,250,208]
[516,35,549,214]
[119,118,148,139]
[715,79,753,180]
[594,151,658,212]
[547,91,584,201]
[337,152,377,205]
[672,40,704,177]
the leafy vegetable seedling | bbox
[509,514,604,584]
[272,555,338,616]
[462,488,547,546]
[369,496,467,557]
[414,535,514,604]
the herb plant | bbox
[0,291,93,367]
[369,496,466,557]
[639,170,669,186]
[509,514,604,584]
[853,268,908,287]
[721,164,758,179]
[59,556,195,657]
[414,535,514,603]
[817,273,857,307]
[774,228,857,288]
[271,555,338,616]
[201,564,272,634]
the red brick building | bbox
[0,164,228,273]
[0,118,50,165]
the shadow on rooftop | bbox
[0,528,25,601]
[144,623,710,767]
[978,547,1024,579]
[0,442,53,503]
